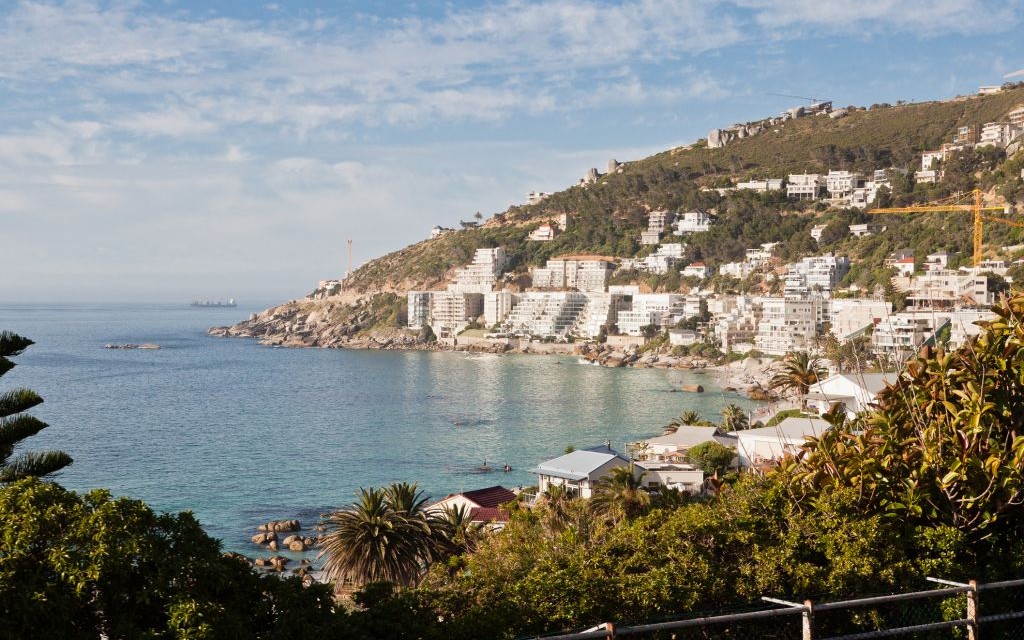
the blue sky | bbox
[1,0,1023,302]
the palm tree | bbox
[662,409,712,435]
[719,404,749,432]
[0,331,72,483]
[589,466,651,523]
[431,504,483,556]
[319,484,434,589]
[769,351,825,401]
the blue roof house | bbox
[529,446,630,499]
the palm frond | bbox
[0,450,73,482]
[0,414,49,455]
[0,332,33,358]
[0,389,43,419]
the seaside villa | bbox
[733,417,829,470]
[632,426,738,464]
[805,372,895,419]
[530,446,629,499]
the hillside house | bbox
[806,373,895,418]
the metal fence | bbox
[523,577,1024,640]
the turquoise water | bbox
[0,303,759,552]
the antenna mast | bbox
[346,239,353,277]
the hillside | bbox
[342,85,1024,296]
[215,85,1024,347]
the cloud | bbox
[733,0,1021,37]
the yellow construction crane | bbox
[868,188,1016,267]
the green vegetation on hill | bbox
[342,85,1024,296]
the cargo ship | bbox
[190,299,237,308]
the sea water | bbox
[0,303,759,552]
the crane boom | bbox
[867,188,1014,267]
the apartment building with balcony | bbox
[786,173,825,200]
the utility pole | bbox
[346,239,353,278]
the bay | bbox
[0,302,759,552]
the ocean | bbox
[0,302,759,553]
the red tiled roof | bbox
[462,485,517,508]
[469,507,510,523]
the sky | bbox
[1,0,1023,303]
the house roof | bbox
[460,485,517,509]
[529,447,627,482]
[643,426,737,450]
[735,417,829,440]
[811,372,895,397]
[469,507,510,524]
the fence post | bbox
[803,599,814,640]
[967,579,978,640]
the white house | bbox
[787,174,825,200]
[530,446,630,498]
[528,224,556,241]
[633,462,705,494]
[634,426,738,463]
[674,211,714,235]
[427,485,518,529]
[810,224,827,242]
[682,262,711,279]
[733,417,830,469]
[806,373,896,418]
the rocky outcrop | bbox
[707,123,767,149]
[209,294,425,350]
[576,343,710,370]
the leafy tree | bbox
[0,478,341,639]
[0,331,72,482]
[639,324,660,339]
[686,441,736,477]
[788,293,1024,541]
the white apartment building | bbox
[736,178,783,192]
[617,294,687,336]
[574,293,628,339]
[826,171,862,199]
[1009,105,1024,128]
[714,296,763,352]
[947,308,998,349]
[720,261,753,279]
[640,230,662,245]
[921,151,944,170]
[924,252,950,271]
[622,244,686,275]
[915,169,941,184]
[784,254,850,297]
[850,182,879,209]
[448,248,507,294]
[682,262,711,279]
[673,211,714,235]
[787,174,825,200]
[755,297,821,355]
[532,256,614,292]
[484,291,515,327]
[647,210,674,232]
[871,311,949,359]
[502,292,588,338]
[895,270,991,309]
[527,191,552,205]
[849,223,883,237]
[408,291,432,328]
[746,242,779,265]
[829,298,892,341]
[407,291,485,335]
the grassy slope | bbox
[342,87,1024,295]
